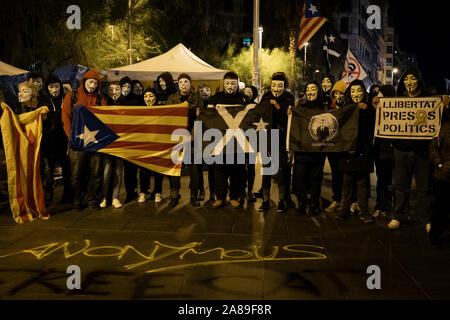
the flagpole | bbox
[252,0,261,99]
[303,42,309,82]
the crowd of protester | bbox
[0,66,449,247]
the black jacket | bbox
[259,90,294,150]
[339,80,375,174]
[294,92,328,163]
[393,67,430,155]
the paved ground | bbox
[0,161,449,300]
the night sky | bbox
[389,1,450,90]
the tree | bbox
[222,44,302,92]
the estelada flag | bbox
[0,103,50,224]
[69,102,188,176]
[342,49,368,84]
[297,0,327,49]
[289,104,359,152]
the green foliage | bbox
[221,45,303,91]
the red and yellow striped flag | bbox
[297,1,327,49]
[0,103,50,224]
[70,102,189,176]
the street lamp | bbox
[393,67,399,74]
[303,42,309,82]
[108,25,114,40]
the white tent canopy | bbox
[107,43,228,81]
[0,61,28,76]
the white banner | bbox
[374,96,443,140]
[342,49,367,84]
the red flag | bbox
[0,103,50,224]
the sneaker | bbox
[277,200,286,213]
[360,214,375,223]
[112,198,122,208]
[198,190,205,201]
[89,203,100,211]
[155,193,162,203]
[138,193,146,203]
[247,192,256,202]
[350,202,359,215]
[372,209,384,218]
[258,200,270,212]
[100,199,107,208]
[387,219,400,230]
[230,199,240,209]
[325,201,339,213]
[212,199,225,209]
[190,196,200,207]
[425,223,431,234]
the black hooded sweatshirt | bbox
[259,89,294,151]
[295,81,328,163]
[393,67,430,154]
[156,72,176,104]
[343,79,375,165]
[38,75,68,155]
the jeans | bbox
[295,156,325,206]
[215,163,246,201]
[40,147,71,201]
[262,151,288,201]
[69,149,101,205]
[101,154,123,200]
[124,160,138,196]
[393,148,432,222]
[342,172,370,216]
[140,168,163,194]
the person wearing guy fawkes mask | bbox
[387,68,431,230]
[167,73,204,207]
[258,72,295,213]
[208,72,249,209]
[320,74,335,106]
[98,82,124,209]
[61,69,107,210]
[156,72,176,105]
[197,82,216,203]
[40,74,72,205]
[27,72,45,99]
[324,79,348,213]
[118,76,142,202]
[334,80,375,223]
[293,82,328,216]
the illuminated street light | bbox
[393,67,399,74]
[108,25,114,40]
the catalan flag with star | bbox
[297,0,327,49]
[70,102,189,176]
[0,103,51,224]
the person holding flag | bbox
[61,70,107,211]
